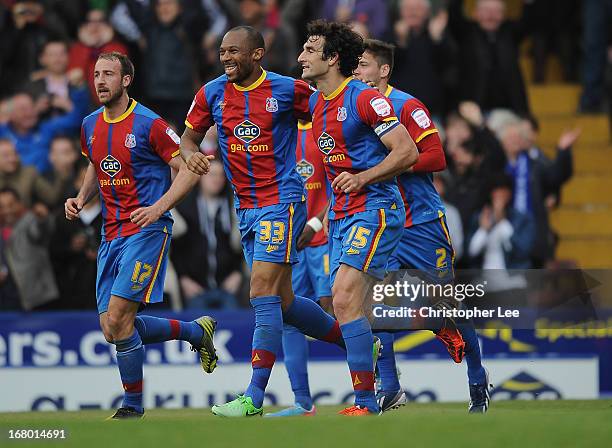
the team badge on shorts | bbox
[337,106,347,122]
[266,97,279,112]
[124,133,136,148]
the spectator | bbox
[391,0,457,117]
[433,173,464,261]
[49,164,100,310]
[447,0,535,114]
[25,40,75,120]
[467,174,536,270]
[319,0,389,40]
[0,0,67,98]
[498,117,578,267]
[172,160,243,309]
[0,138,71,208]
[234,0,298,76]
[579,0,612,113]
[0,85,88,174]
[45,135,81,204]
[0,187,58,311]
[528,0,580,84]
[68,9,129,104]
[143,0,205,128]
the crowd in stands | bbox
[0,0,606,311]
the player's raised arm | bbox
[65,161,97,220]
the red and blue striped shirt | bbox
[185,70,312,209]
[309,78,402,220]
[80,100,180,241]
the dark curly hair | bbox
[306,20,365,78]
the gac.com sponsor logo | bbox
[230,143,269,153]
[99,178,130,187]
[233,120,260,144]
[100,155,121,177]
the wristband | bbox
[306,217,323,232]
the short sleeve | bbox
[80,126,89,159]
[185,87,213,134]
[355,89,399,138]
[149,118,181,163]
[294,80,314,121]
[400,100,438,144]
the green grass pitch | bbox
[1,401,611,448]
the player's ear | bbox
[380,64,391,79]
[327,52,339,68]
[122,75,132,89]
[252,47,265,62]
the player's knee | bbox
[250,272,278,298]
[105,311,132,340]
[332,291,353,322]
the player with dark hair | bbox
[354,39,491,414]
[65,52,218,420]
[298,20,419,415]
[182,26,351,417]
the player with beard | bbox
[181,26,354,417]
[65,52,218,420]
[297,21,419,415]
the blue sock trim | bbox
[340,317,370,339]
[251,295,282,306]
[115,330,142,352]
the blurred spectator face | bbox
[501,123,528,159]
[49,137,78,173]
[219,29,261,83]
[10,94,38,132]
[155,0,181,25]
[93,57,127,105]
[39,42,69,75]
[298,36,329,82]
[79,10,113,47]
[239,0,265,25]
[491,185,512,211]
[200,161,226,197]
[399,0,431,29]
[350,21,370,39]
[452,144,477,175]
[12,1,43,25]
[0,191,24,227]
[445,115,471,154]
[0,140,20,174]
[475,0,505,33]
[354,51,388,86]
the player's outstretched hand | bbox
[332,171,365,194]
[186,152,215,175]
[130,205,163,228]
[65,197,83,220]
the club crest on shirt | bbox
[337,106,347,122]
[296,159,314,180]
[265,97,278,112]
[100,154,121,178]
[317,132,335,154]
[370,97,391,117]
[124,133,136,148]
[234,119,261,143]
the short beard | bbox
[99,88,125,106]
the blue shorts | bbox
[329,207,404,286]
[96,230,171,314]
[387,214,455,283]
[292,243,332,300]
[237,202,306,269]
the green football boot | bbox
[211,395,263,417]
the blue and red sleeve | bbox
[400,100,446,173]
[355,89,399,138]
[149,118,181,163]
[185,86,213,134]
